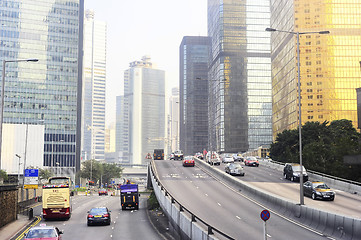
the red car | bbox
[244,156,259,167]
[98,189,108,196]
[183,156,195,167]
[24,225,63,240]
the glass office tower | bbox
[0,0,84,173]
[179,36,210,155]
[208,0,272,153]
[82,9,106,162]
[270,0,361,137]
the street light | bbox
[0,58,39,169]
[15,154,21,185]
[265,27,329,205]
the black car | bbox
[87,207,111,226]
[303,181,335,201]
[283,163,308,182]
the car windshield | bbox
[313,183,329,189]
[292,165,306,172]
[247,157,257,160]
[174,151,183,154]
[184,156,193,160]
[89,208,107,214]
[230,163,242,168]
[27,229,57,238]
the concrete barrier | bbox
[150,166,220,240]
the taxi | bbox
[24,224,63,240]
[183,156,195,167]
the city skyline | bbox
[85,0,207,125]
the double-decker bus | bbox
[42,176,72,220]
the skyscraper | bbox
[0,0,84,173]
[270,0,361,137]
[121,56,165,164]
[179,36,210,155]
[207,0,272,153]
[82,9,106,161]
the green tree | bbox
[39,168,53,182]
[78,160,123,186]
[0,169,8,181]
[270,119,361,181]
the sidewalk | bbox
[0,214,33,240]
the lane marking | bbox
[15,216,41,240]
[236,216,241,220]
[217,202,221,207]
[205,193,208,197]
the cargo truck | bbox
[153,149,164,160]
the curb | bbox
[10,216,41,240]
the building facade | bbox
[168,87,179,154]
[0,0,84,174]
[82,9,106,161]
[270,0,361,137]
[179,36,210,155]
[207,0,272,153]
[121,56,166,165]
[115,95,130,163]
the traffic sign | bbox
[25,169,39,177]
[260,209,270,221]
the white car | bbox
[221,153,234,163]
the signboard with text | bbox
[24,169,39,189]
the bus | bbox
[42,176,72,220]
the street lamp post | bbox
[0,59,38,169]
[16,154,21,185]
[265,28,329,205]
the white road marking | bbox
[217,202,221,206]
[236,216,241,220]
[205,193,208,197]
[267,234,272,238]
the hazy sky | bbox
[85,0,207,125]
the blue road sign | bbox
[24,169,39,177]
[260,209,270,221]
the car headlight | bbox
[316,191,322,195]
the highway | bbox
[211,160,361,219]
[154,159,335,240]
[16,194,163,240]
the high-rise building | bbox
[0,0,84,174]
[270,0,361,137]
[168,87,179,154]
[115,95,129,163]
[121,56,165,164]
[207,0,272,153]
[82,9,106,161]
[179,36,210,155]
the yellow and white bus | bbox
[42,176,72,220]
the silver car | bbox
[225,162,245,176]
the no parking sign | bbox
[260,209,270,240]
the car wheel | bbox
[87,221,91,226]
[291,176,295,182]
[283,173,287,179]
[311,193,316,200]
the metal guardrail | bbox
[150,161,234,240]
[265,159,361,186]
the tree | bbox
[39,168,53,182]
[78,160,123,186]
[0,169,8,182]
[270,119,361,181]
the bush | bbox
[147,191,160,210]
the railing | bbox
[150,160,234,240]
[265,159,361,186]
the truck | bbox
[120,184,139,210]
[153,149,164,160]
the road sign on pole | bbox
[260,209,270,240]
[24,169,39,189]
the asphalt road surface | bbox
[18,194,163,240]
[154,159,337,240]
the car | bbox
[24,225,63,240]
[225,162,245,176]
[170,153,175,160]
[206,151,221,165]
[173,150,184,160]
[244,156,259,167]
[195,152,203,159]
[232,154,243,162]
[221,153,234,163]
[87,207,111,226]
[283,163,308,182]
[183,156,195,167]
[98,189,108,196]
[303,181,335,201]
